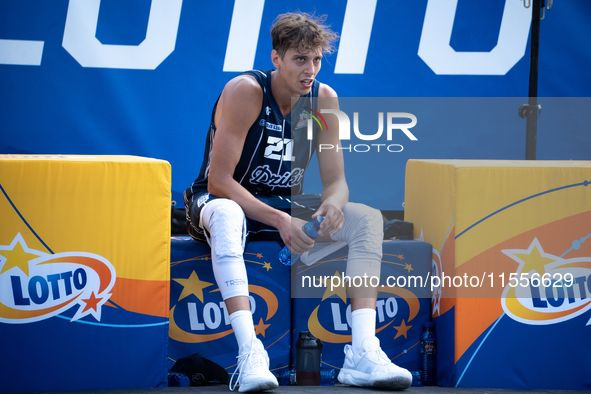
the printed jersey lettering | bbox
[259,119,282,132]
[264,136,294,162]
[250,165,305,188]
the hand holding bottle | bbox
[279,217,324,266]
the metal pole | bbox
[525,0,542,160]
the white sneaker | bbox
[229,337,278,392]
[338,337,413,390]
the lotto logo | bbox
[0,233,116,324]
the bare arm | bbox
[313,83,349,238]
[206,75,294,248]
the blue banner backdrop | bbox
[1,0,590,209]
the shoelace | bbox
[229,352,247,392]
[229,338,267,391]
[360,346,391,367]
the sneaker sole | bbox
[238,378,278,392]
[338,369,412,390]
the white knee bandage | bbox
[201,199,249,300]
[331,202,383,279]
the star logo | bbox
[502,238,558,276]
[321,271,348,303]
[81,291,103,313]
[173,271,214,302]
[72,288,111,322]
[254,317,271,337]
[393,319,411,340]
[0,234,46,276]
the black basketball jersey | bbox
[186,69,319,199]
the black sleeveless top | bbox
[186,69,320,199]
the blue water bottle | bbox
[168,371,190,387]
[420,322,437,386]
[278,216,324,266]
[319,369,338,386]
[275,369,296,385]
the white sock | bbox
[351,308,376,352]
[229,310,256,351]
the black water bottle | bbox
[295,331,323,385]
[420,322,436,385]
